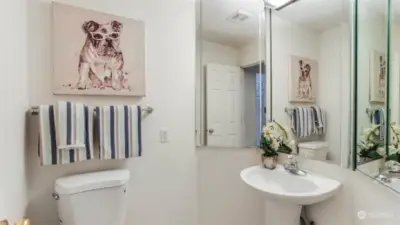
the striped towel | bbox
[291,107,314,137]
[311,106,325,135]
[95,105,142,160]
[38,102,94,166]
[372,108,385,140]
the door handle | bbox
[208,129,215,134]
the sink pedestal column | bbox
[265,200,302,225]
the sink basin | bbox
[241,165,341,225]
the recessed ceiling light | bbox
[263,0,299,10]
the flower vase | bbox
[261,155,278,170]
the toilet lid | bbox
[298,141,329,150]
[55,169,130,195]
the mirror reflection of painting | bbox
[52,3,146,96]
[370,51,386,103]
[289,55,318,103]
[298,60,313,100]
[379,56,386,99]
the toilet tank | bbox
[54,170,130,225]
[298,141,329,160]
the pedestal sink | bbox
[240,165,341,225]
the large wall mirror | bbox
[382,0,400,193]
[197,0,353,170]
[354,0,389,173]
[268,0,351,165]
[352,0,400,193]
[196,0,266,148]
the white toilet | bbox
[298,141,329,161]
[54,169,130,225]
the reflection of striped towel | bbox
[372,108,385,140]
[96,105,142,160]
[38,101,94,165]
[311,106,325,135]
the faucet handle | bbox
[288,154,297,164]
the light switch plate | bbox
[160,128,169,143]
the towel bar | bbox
[285,107,294,115]
[29,105,154,116]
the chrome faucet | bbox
[374,167,400,184]
[284,154,307,176]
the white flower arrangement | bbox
[357,125,383,161]
[358,122,400,170]
[383,122,400,169]
[260,121,293,157]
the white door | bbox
[206,64,243,147]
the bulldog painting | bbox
[370,51,387,103]
[289,55,318,103]
[52,3,146,96]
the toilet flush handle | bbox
[52,193,60,200]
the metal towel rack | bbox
[285,107,294,116]
[365,108,373,117]
[30,105,154,116]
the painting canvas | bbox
[289,55,318,103]
[52,3,146,96]
[370,51,386,103]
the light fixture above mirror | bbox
[263,0,299,10]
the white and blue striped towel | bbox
[292,107,312,137]
[95,105,142,160]
[38,101,94,166]
[372,108,385,140]
[311,106,326,135]
[291,106,323,137]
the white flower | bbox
[271,139,280,151]
[394,127,400,134]
[385,160,400,170]
[368,135,375,141]
[262,126,272,139]
[361,128,373,141]
[377,147,386,157]
[362,128,372,136]
[367,143,374,148]
[389,145,400,155]
[392,123,400,133]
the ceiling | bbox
[201,0,264,47]
[201,0,350,47]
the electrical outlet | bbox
[160,128,169,143]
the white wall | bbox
[270,17,321,126]
[319,24,351,164]
[239,41,264,67]
[26,1,197,225]
[197,148,263,225]
[0,0,29,222]
[202,41,240,66]
[197,148,400,225]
